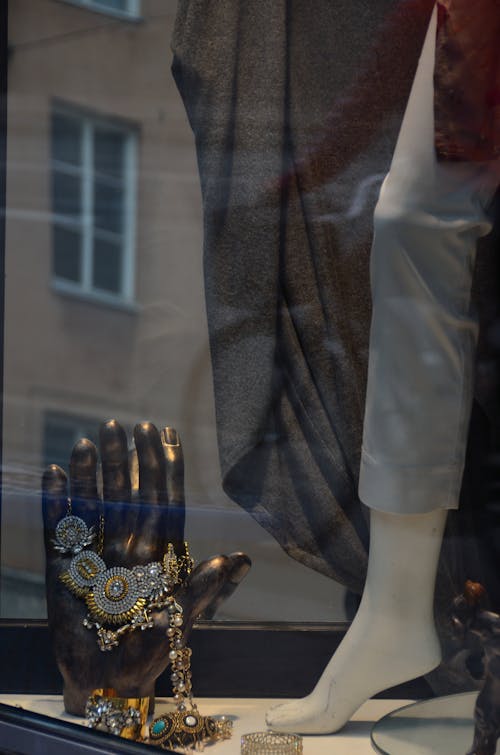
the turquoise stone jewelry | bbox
[148,710,230,750]
[59,492,232,748]
[147,594,232,749]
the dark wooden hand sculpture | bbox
[42,420,251,716]
[452,581,500,755]
[467,612,500,755]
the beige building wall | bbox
[2,0,345,622]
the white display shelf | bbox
[0,694,414,754]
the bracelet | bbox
[85,689,149,740]
[241,731,303,754]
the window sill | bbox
[0,622,433,700]
[51,279,139,314]
[55,0,143,23]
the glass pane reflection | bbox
[2,0,348,625]
[53,225,82,282]
[94,129,125,180]
[93,181,123,235]
[93,236,122,293]
[51,113,82,166]
[52,171,81,218]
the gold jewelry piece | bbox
[85,689,149,740]
[58,474,232,749]
[148,710,232,750]
[241,732,303,754]
[55,500,193,651]
[147,598,232,750]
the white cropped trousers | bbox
[358,6,496,514]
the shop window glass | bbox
[3,0,349,631]
[1,3,500,751]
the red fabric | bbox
[282,0,435,191]
[434,0,500,161]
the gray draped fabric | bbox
[171,0,435,593]
[171,0,500,693]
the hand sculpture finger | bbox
[200,552,252,619]
[99,420,132,554]
[131,423,167,562]
[100,419,131,501]
[178,553,250,626]
[69,439,99,521]
[162,427,185,554]
[134,422,167,506]
[127,422,185,562]
[42,464,68,554]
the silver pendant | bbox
[53,515,96,555]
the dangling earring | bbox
[52,498,102,555]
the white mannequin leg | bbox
[267,4,496,736]
[266,507,447,733]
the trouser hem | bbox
[358,448,462,514]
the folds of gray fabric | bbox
[170,0,436,595]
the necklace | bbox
[55,501,232,749]
[54,501,192,651]
[146,595,232,750]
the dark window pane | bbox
[93,181,123,234]
[52,113,82,165]
[52,171,81,217]
[96,0,128,10]
[53,225,81,282]
[43,420,76,472]
[94,129,126,179]
[43,413,100,472]
[93,237,122,293]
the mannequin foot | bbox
[265,606,441,734]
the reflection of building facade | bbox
[50,104,138,305]
[2,0,345,622]
[3,0,210,591]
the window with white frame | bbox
[64,0,141,19]
[51,108,137,303]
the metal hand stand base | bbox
[371,691,499,755]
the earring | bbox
[52,498,97,555]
